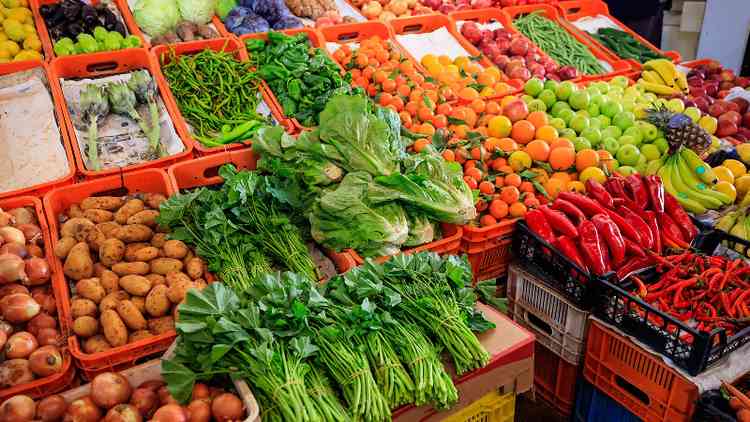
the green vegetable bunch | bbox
[54,27,141,56]
[591,27,668,63]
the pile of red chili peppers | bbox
[635,252,750,336]
[525,174,698,279]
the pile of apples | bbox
[683,61,750,141]
[352,0,433,20]
[459,22,578,81]
[420,0,555,13]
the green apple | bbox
[581,127,602,146]
[569,115,590,134]
[555,81,575,101]
[617,165,638,176]
[635,155,648,174]
[621,100,636,112]
[569,90,590,111]
[602,125,622,139]
[538,89,557,108]
[597,115,611,128]
[524,78,544,97]
[601,100,623,118]
[594,81,610,93]
[549,117,566,131]
[560,128,577,140]
[550,101,571,117]
[643,93,657,103]
[623,91,639,102]
[558,109,576,125]
[573,138,592,152]
[603,137,620,155]
[527,99,547,113]
[587,103,601,117]
[623,126,643,144]
[684,106,701,123]
[521,94,534,104]
[618,134,640,147]
[586,86,601,96]
[667,98,685,113]
[613,111,635,131]
[640,144,661,161]
[590,93,605,108]
[616,144,641,166]
[653,137,669,154]
[611,75,629,88]
[544,79,559,92]
[588,118,602,130]
[636,121,658,141]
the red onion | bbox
[24,257,50,285]
[17,224,42,246]
[6,331,38,359]
[0,227,24,245]
[0,243,28,258]
[1,293,40,323]
[0,254,27,283]
[7,208,35,226]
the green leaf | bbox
[161,359,196,404]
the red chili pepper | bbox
[554,236,587,271]
[624,238,646,258]
[557,192,609,217]
[551,199,586,225]
[732,290,750,312]
[525,209,556,244]
[603,208,642,244]
[616,256,655,281]
[664,193,698,242]
[584,179,614,209]
[579,221,608,276]
[591,214,626,267]
[640,211,662,255]
[644,175,665,213]
[604,177,629,201]
[741,302,750,318]
[625,175,650,210]
[540,206,578,238]
[597,227,611,272]
[658,212,690,249]
[721,292,735,317]
[618,206,653,249]
[631,276,648,297]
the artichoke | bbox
[107,81,162,157]
[127,71,163,157]
[79,84,109,171]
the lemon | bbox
[12,49,39,61]
[715,181,738,203]
[2,19,23,42]
[488,115,512,138]
[735,175,750,199]
[713,166,735,183]
[579,167,607,185]
[508,151,532,172]
[737,143,750,165]
[723,159,747,178]
[0,39,19,56]
[566,181,585,193]
[699,115,718,135]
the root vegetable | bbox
[116,300,147,330]
[25,257,51,285]
[81,197,125,211]
[151,405,187,422]
[211,393,244,421]
[8,208,34,225]
[37,395,67,421]
[27,244,44,258]
[100,270,120,294]
[37,328,61,346]
[99,291,129,313]
[185,258,203,280]
[0,243,28,258]
[187,399,210,422]
[27,313,57,337]
[0,254,28,283]
[127,246,158,263]
[28,345,63,377]
[64,396,101,422]
[63,243,94,281]
[111,262,150,277]
[0,283,29,297]
[0,395,36,421]
[114,200,144,224]
[73,316,99,338]
[162,240,187,259]
[54,237,77,259]
[144,285,169,317]
[1,293,40,323]
[118,275,151,296]
[113,225,153,243]
[191,383,210,401]
[32,290,57,316]
[149,258,182,275]
[17,224,42,246]
[157,386,177,406]
[147,316,174,335]
[101,310,128,347]
[6,331,38,359]
[0,321,12,336]
[143,194,166,210]
[127,210,159,227]
[75,278,106,303]
[138,380,164,392]
[0,359,34,387]
[150,234,167,248]
[91,372,132,408]
[83,209,114,224]
[103,404,142,422]
[0,331,6,351]
[0,226,25,245]
[60,218,95,241]
[128,330,151,343]
[83,335,111,354]
[97,222,122,239]
[71,298,97,318]
[130,387,158,418]
[99,239,126,267]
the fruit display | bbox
[459,22,579,81]
[0,205,63,389]
[654,147,732,213]
[420,0,556,13]
[53,194,208,354]
[349,0,433,21]
[132,0,220,45]
[636,59,689,96]
[0,0,43,62]
[41,0,141,57]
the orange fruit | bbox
[480,214,498,227]
[442,149,455,162]
[498,137,519,153]
[485,101,501,115]
[525,140,551,161]
[519,181,534,193]
[566,180,586,193]
[549,147,576,171]
[504,173,522,187]
[544,178,565,199]
[509,202,528,217]
[489,200,509,219]
[575,149,601,172]
[550,138,575,149]
[535,125,559,143]
[550,172,572,183]
[526,111,548,129]
[458,87,480,102]
[484,137,502,152]
[500,186,520,204]
[488,115,512,138]
[511,120,536,144]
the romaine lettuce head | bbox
[177,0,216,24]
[310,172,408,257]
[404,211,437,247]
[133,0,180,37]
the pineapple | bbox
[645,106,711,155]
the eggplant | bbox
[48,25,65,41]
[39,4,56,18]
[61,0,83,21]
[112,21,126,36]
[81,5,98,25]
[98,6,119,29]
[67,22,84,39]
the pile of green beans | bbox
[161,48,264,145]
[514,12,606,75]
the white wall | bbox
[697,0,750,72]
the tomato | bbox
[373,70,387,84]
[432,114,448,129]
[463,176,478,189]
[382,79,397,93]
[465,167,482,181]
[479,181,496,195]
[378,93,393,106]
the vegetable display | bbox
[223,0,302,36]
[132,0,220,45]
[163,252,492,421]
[54,193,207,353]
[0,3,43,62]
[246,32,353,127]
[589,28,668,64]
[513,12,606,75]
[160,48,266,148]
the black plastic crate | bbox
[594,276,750,376]
[512,220,612,310]
[694,390,736,422]
[693,228,750,257]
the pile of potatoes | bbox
[54,194,207,354]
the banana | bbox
[645,157,664,176]
[674,71,689,93]
[641,70,668,85]
[644,59,679,89]
[743,215,750,256]
[671,155,724,209]
[740,192,750,208]
[716,210,739,232]
[731,213,747,253]
[658,158,708,213]
[675,154,733,205]
[637,79,680,96]
[680,148,718,185]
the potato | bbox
[129,330,152,343]
[130,246,159,262]
[143,193,167,209]
[76,278,105,303]
[99,238,125,267]
[60,218,95,242]
[96,221,121,239]
[150,258,183,275]
[101,310,128,347]
[99,291,129,313]
[193,279,207,290]
[71,298,97,318]
[100,270,119,294]
[83,335,111,354]
[127,210,159,227]
[145,285,170,317]
[114,225,153,243]
[167,280,193,304]
[148,316,174,335]
[131,296,146,314]
[86,228,107,252]
[182,250,195,267]
[114,199,144,224]
[68,203,84,218]
[116,300,147,331]
[145,274,166,286]
[112,262,150,276]
[83,209,113,223]
[81,197,124,211]
[162,240,188,259]
[124,243,149,262]
[166,272,191,286]
[150,233,168,248]
[73,316,99,337]
[54,236,77,259]
[185,258,204,280]
[64,242,94,280]
[119,275,152,296]
[93,263,106,277]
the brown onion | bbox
[0,243,28,258]
[28,345,62,377]
[37,395,67,422]
[24,258,50,285]
[91,372,132,408]
[211,393,244,422]
[0,208,14,227]
[8,208,35,226]
[157,386,178,406]
[0,254,28,284]
[129,388,158,419]
[0,321,12,336]
[191,383,210,401]
[0,394,36,421]
[151,405,188,422]
[26,244,43,258]
[17,224,42,246]
[1,293,40,323]
[0,227,25,245]
[137,380,164,392]
[27,313,56,337]
[31,291,56,316]
[187,399,210,422]
[0,359,34,387]
[6,331,38,359]
[0,283,29,297]
[36,328,60,346]
[103,404,142,422]
[64,396,101,422]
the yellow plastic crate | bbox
[443,391,515,422]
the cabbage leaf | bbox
[178,0,216,24]
[133,0,181,37]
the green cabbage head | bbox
[177,0,216,24]
[133,0,181,37]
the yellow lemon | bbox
[22,35,39,52]
[699,115,718,135]
[566,180,585,193]
[737,143,750,165]
[715,181,737,203]
[488,115,512,138]
[734,174,750,199]
[579,167,607,185]
[508,151,532,172]
[723,159,747,178]
[421,53,438,69]
[713,165,735,183]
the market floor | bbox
[515,393,569,422]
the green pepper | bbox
[245,38,265,52]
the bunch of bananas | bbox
[716,208,750,256]
[656,147,734,213]
[637,59,689,96]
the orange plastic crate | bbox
[43,169,178,380]
[461,218,517,282]
[583,320,699,422]
[0,195,76,401]
[167,147,358,274]
[535,341,580,416]
[48,48,193,179]
[0,60,76,200]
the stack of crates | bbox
[507,263,591,417]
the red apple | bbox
[742,112,750,128]
[693,96,711,113]
[736,77,750,88]
[737,127,750,139]
[688,76,704,87]
[705,81,720,96]
[726,101,740,113]
[689,86,707,98]
[720,81,736,91]
[503,99,529,122]
[731,98,750,114]
[716,120,739,137]
[709,102,728,117]
[719,111,742,126]
[718,90,731,99]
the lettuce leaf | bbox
[404,210,437,247]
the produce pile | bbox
[163,252,492,421]
[221,0,302,36]
[42,0,141,56]
[54,193,206,354]
[351,0,431,21]
[420,0,556,13]
[0,206,62,389]
[0,1,42,62]
[132,0,219,45]
[589,27,668,64]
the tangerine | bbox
[535,125,559,142]
[511,120,536,144]
[575,149,601,172]
[489,200,509,219]
[527,111,548,129]
[549,147,576,171]
[526,140,551,161]
[509,202,528,217]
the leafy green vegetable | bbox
[177,0,215,24]
[133,0,180,37]
[405,211,437,247]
